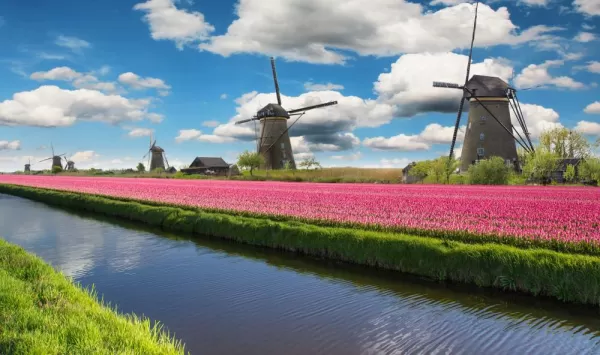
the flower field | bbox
[1,175,599,245]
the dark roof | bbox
[257,103,290,119]
[402,162,416,173]
[150,146,165,152]
[189,157,230,168]
[465,75,509,98]
[556,158,583,171]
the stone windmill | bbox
[24,158,31,173]
[234,57,339,170]
[142,134,170,171]
[63,155,76,171]
[432,1,535,172]
[39,143,65,170]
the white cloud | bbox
[30,67,82,81]
[331,152,362,161]
[98,65,111,76]
[220,93,228,99]
[359,157,412,169]
[363,123,465,151]
[55,35,91,52]
[375,52,514,116]
[30,67,118,93]
[199,2,559,64]
[118,72,171,94]
[574,0,600,16]
[575,121,600,135]
[175,129,235,143]
[304,82,344,91]
[128,128,154,137]
[584,101,600,114]
[0,85,155,127]
[202,120,220,127]
[574,31,596,42]
[71,151,99,162]
[513,103,562,139]
[514,60,585,90]
[578,61,600,73]
[147,113,164,123]
[0,140,21,150]
[133,0,215,49]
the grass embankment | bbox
[2,184,600,306]
[0,239,186,355]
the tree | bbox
[237,150,264,176]
[299,156,321,170]
[539,128,592,159]
[51,166,62,174]
[136,163,146,172]
[522,148,558,184]
[428,157,447,184]
[408,161,431,181]
[563,164,576,183]
[467,156,509,185]
[580,157,600,183]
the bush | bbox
[467,156,509,185]
[51,166,62,174]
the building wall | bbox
[460,98,518,172]
[150,152,165,171]
[258,117,296,170]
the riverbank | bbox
[0,238,186,354]
[2,184,600,306]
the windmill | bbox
[234,57,339,170]
[39,143,65,170]
[142,133,170,171]
[432,1,534,173]
[24,158,31,173]
[63,155,76,171]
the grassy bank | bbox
[2,185,600,306]
[0,239,186,355]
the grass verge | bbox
[2,184,600,306]
[0,239,186,355]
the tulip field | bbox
[1,175,599,248]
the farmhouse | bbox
[180,157,231,175]
[551,158,583,183]
[402,162,422,184]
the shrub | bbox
[467,156,509,185]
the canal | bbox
[2,194,600,355]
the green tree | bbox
[522,148,558,184]
[136,163,146,172]
[428,157,447,184]
[580,157,600,183]
[539,128,592,159]
[237,150,264,176]
[563,164,576,183]
[299,157,321,170]
[467,156,509,185]
[408,161,431,182]
[51,166,62,174]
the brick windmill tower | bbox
[234,57,339,170]
[24,158,31,173]
[142,134,170,171]
[432,1,535,172]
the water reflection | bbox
[2,194,600,355]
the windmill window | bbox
[480,133,485,141]
[281,142,285,150]
[468,122,471,131]
[477,148,485,156]
[480,116,486,122]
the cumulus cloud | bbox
[0,140,21,150]
[584,101,600,114]
[30,67,82,81]
[304,82,344,91]
[577,61,600,73]
[375,52,514,116]
[175,129,235,143]
[197,1,559,64]
[133,0,215,49]
[575,121,600,136]
[147,113,165,123]
[512,103,561,139]
[574,0,600,16]
[574,31,596,42]
[118,72,171,94]
[30,66,119,93]
[128,128,154,137]
[514,60,585,90]
[71,151,99,162]
[363,123,465,151]
[0,85,156,127]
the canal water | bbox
[2,194,600,355]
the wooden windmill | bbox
[142,134,170,171]
[432,1,534,172]
[234,57,338,170]
[63,155,76,171]
[24,158,31,173]
[39,143,65,170]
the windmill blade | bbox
[462,1,479,87]
[270,57,282,105]
[288,101,338,114]
[51,143,55,157]
[39,157,52,163]
[57,153,66,157]
[235,116,260,125]
[151,140,156,149]
[433,82,463,89]
[448,97,467,161]
[163,152,170,169]
[142,151,150,160]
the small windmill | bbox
[24,158,31,173]
[234,57,338,170]
[142,133,170,171]
[63,155,76,171]
[432,1,534,173]
[39,143,65,170]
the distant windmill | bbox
[234,57,338,170]
[63,155,76,171]
[142,133,170,171]
[24,158,31,173]
[432,1,534,172]
[39,143,65,170]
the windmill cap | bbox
[257,103,290,118]
[466,75,510,98]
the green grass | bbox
[0,239,187,355]
[2,184,600,306]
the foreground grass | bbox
[0,239,186,355]
[2,184,600,306]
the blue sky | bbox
[0,0,599,172]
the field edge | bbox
[2,184,600,306]
[0,238,187,355]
